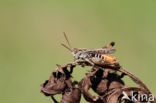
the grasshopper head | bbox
[72,48,81,59]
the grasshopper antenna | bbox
[63,32,72,49]
[61,43,72,52]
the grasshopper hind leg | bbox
[84,58,95,66]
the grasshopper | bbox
[61,32,118,66]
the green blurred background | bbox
[0,0,156,103]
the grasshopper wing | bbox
[86,48,116,54]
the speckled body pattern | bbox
[72,48,117,65]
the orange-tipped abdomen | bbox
[102,54,118,64]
